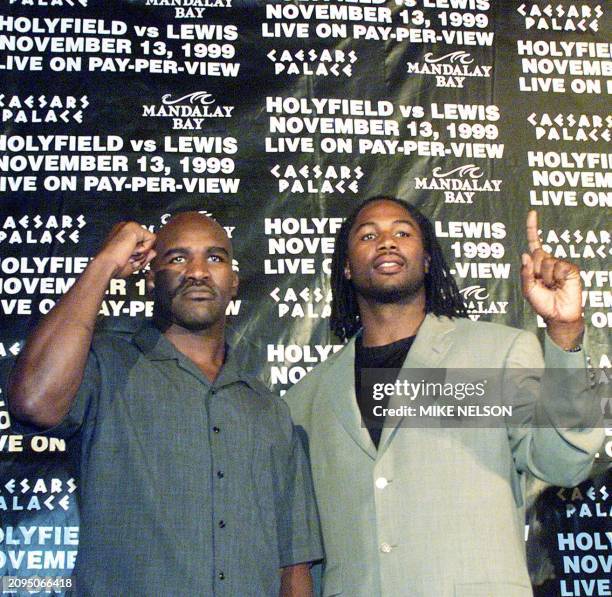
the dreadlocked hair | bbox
[330,196,468,342]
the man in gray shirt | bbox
[8,212,322,596]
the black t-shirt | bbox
[355,334,415,448]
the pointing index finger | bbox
[526,210,542,253]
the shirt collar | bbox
[132,321,250,390]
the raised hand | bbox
[97,222,157,278]
[7,221,158,427]
[520,210,584,349]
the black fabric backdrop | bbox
[0,1,610,594]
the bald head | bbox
[152,212,232,269]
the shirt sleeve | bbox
[273,400,324,568]
[56,349,102,438]
[506,329,603,488]
[4,350,101,439]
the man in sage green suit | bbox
[285,197,602,597]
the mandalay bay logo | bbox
[414,165,502,204]
[460,286,508,321]
[143,0,232,19]
[142,91,234,130]
[407,51,492,89]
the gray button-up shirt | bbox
[57,322,322,596]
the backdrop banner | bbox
[0,1,610,595]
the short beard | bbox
[152,292,221,333]
[353,278,425,305]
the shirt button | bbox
[213,426,220,433]
[218,571,225,580]
[219,520,226,528]
[217,470,224,479]
[380,542,392,553]
[375,477,388,489]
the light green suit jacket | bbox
[285,314,602,597]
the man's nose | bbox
[185,256,210,280]
[377,231,397,250]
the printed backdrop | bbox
[0,0,610,595]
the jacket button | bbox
[380,542,392,553]
[375,477,388,489]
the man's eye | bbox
[361,233,376,241]
[208,255,223,263]
[170,256,186,264]
[396,231,410,237]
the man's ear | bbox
[145,269,155,293]
[344,262,351,280]
[231,272,239,298]
[424,254,431,273]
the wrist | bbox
[90,252,124,279]
[545,319,585,351]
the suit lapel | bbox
[377,314,456,456]
[326,337,377,460]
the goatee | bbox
[355,279,425,305]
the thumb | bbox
[520,253,536,297]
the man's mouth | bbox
[180,285,215,299]
[373,254,404,273]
